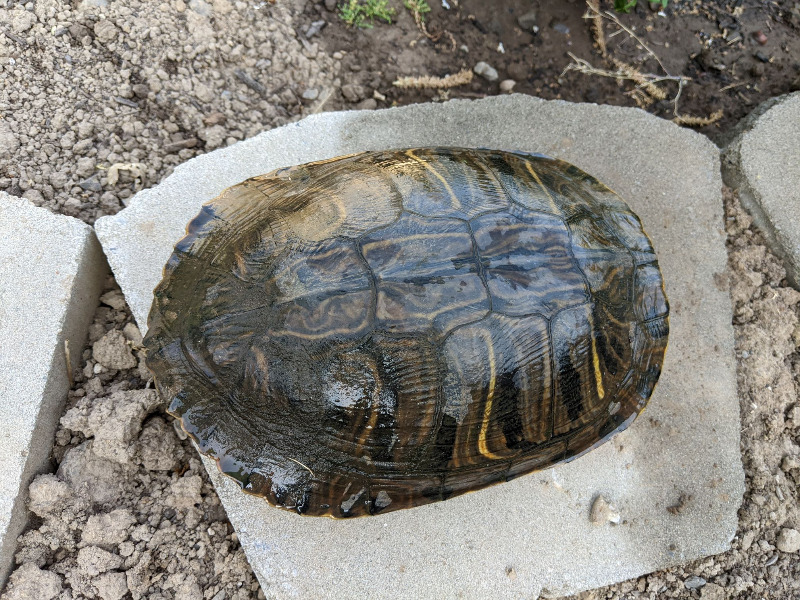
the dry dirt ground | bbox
[0,0,799,598]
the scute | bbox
[144,147,669,518]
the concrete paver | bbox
[722,91,800,287]
[0,194,106,588]
[95,95,744,599]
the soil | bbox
[0,0,799,598]
[308,0,800,143]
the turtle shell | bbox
[144,148,669,518]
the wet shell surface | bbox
[144,148,669,518]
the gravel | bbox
[0,0,338,224]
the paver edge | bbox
[721,91,800,288]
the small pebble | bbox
[776,528,800,553]
[700,583,726,599]
[305,20,326,38]
[93,20,119,43]
[553,23,570,35]
[100,290,127,310]
[122,323,143,345]
[684,575,706,590]
[78,176,102,192]
[589,495,620,525]
[189,0,212,15]
[324,0,336,10]
[341,83,366,102]
[473,61,499,82]
[131,83,151,98]
[764,553,779,566]
[76,157,96,178]
[517,10,537,30]
[782,455,800,471]
[499,79,516,93]
[753,30,768,45]
[203,112,227,126]
[754,50,771,63]
[302,88,320,101]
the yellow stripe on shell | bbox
[476,328,505,459]
[588,318,605,400]
[524,161,560,213]
[405,149,462,210]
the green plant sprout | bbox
[339,0,395,28]
[614,0,668,13]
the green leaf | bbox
[614,0,638,13]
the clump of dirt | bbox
[1,278,262,600]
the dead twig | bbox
[597,6,668,74]
[561,53,685,90]
[393,69,473,89]
[571,3,703,118]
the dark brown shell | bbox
[144,148,669,518]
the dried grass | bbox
[610,58,667,100]
[393,69,473,89]
[585,0,606,57]
[673,110,724,127]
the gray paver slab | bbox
[95,95,744,599]
[0,194,106,588]
[722,91,800,287]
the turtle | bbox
[143,147,669,518]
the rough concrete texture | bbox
[0,193,106,588]
[95,95,745,599]
[722,91,800,288]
